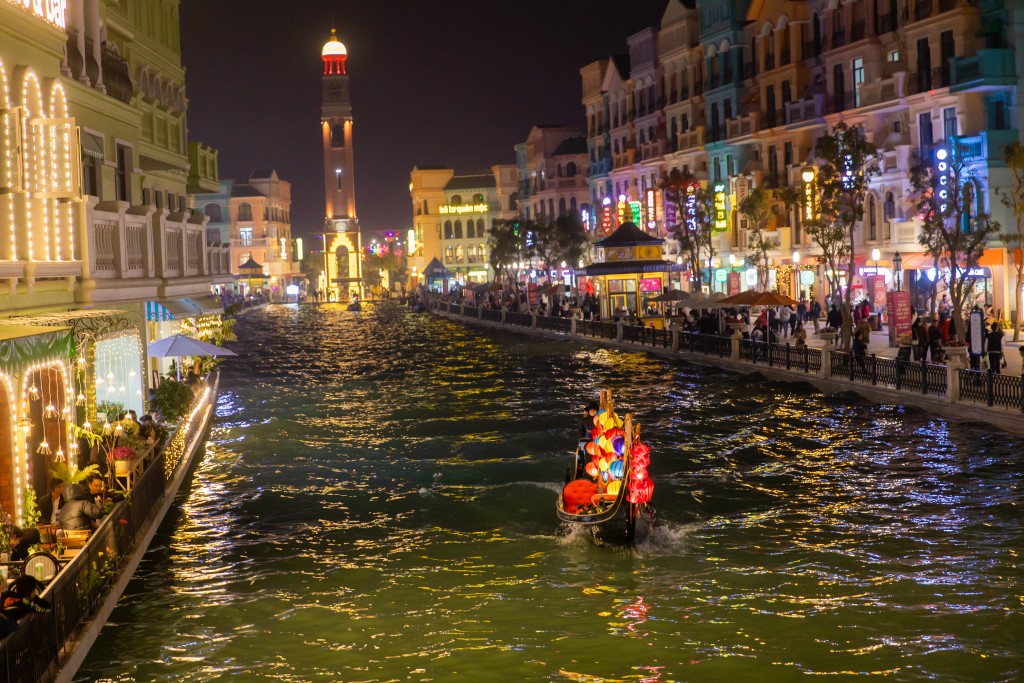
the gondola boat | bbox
[556,390,654,544]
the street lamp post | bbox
[892,251,903,291]
[793,251,801,299]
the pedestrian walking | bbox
[810,299,822,333]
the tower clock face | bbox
[325,81,345,100]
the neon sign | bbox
[629,201,642,225]
[713,182,727,232]
[801,168,816,220]
[439,203,488,215]
[935,147,950,214]
[601,205,613,234]
[617,195,628,226]
[685,185,697,233]
[646,189,656,224]
[5,0,65,28]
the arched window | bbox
[566,162,577,177]
[444,220,453,239]
[451,195,463,205]
[237,203,252,221]
[548,199,555,218]
[331,124,345,148]
[509,192,519,211]
[570,198,578,215]
[884,192,895,220]
[204,203,222,222]
[466,221,475,239]
[477,218,485,236]
[445,245,454,263]
[335,245,349,278]
[557,163,563,178]
[454,220,463,239]
[559,198,567,216]
[473,193,484,203]
[813,14,822,56]
[455,245,465,263]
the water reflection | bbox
[77,303,1024,683]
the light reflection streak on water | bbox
[75,302,1024,683]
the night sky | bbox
[179,0,668,238]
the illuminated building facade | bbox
[516,126,591,227]
[228,170,300,299]
[0,0,229,524]
[581,0,1023,317]
[408,166,455,288]
[320,27,363,302]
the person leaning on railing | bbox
[57,481,105,531]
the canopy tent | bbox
[145,297,224,322]
[422,258,451,278]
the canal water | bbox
[78,303,1023,682]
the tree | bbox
[909,139,1000,341]
[738,185,773,291]
[362,251,399,295]
[300,252,323,293]
[488,218,533,292]
[999,142,1024,342]
[659,169,715,290]
[805,123,880,348]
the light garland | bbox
[17,358,71,525]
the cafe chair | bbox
[23,552,60,583]
[59,529,91,549]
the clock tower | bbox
[320,27,362,301]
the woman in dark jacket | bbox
[57,483,104,530]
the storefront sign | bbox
[745,268,757,287]
[715,268,728,283]
[886,290,912,346]
[629,200,642,225]
[713,182,727,232]
[640,277,661,293]
[601,205,613,235]
[665,197,677,228]
[439,203,488,215]
[799,270,815,286]
[6,0,65,28]
[727,271,741,296]
[646,189,656,225]
[617,197,628,226]
[935,147,950,214]
[685,185,697,233]
[527,282,539,306]
[872,276,887,310]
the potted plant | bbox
[110,445,136,475]
[152,379,195,423]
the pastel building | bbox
[581,0,1024,319]
[229,170,300,299]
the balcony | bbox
[764,54,775,72]
[858,74,906,107]
[678,128,705,151]
[890,220,919,245]
[638,139,666,161]
[831,30,846,49]
[727,111,760,139]
[787,98,824,124]
[958,129,1020,166]
[949,49,1017,92]
[555,177,588,189]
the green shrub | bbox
[152,380,195,423]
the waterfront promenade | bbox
[430,301,1024,435]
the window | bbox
[990,97,1009,130]
[833,64,845,111]
[943,107,957,140]
[781,80,792,109]
[115,145,131,202]
[852,58,864,107]
[918,112,934,155]
[477,219,485,236]
[240,227,253,246]
[466,221,475,239]
[238,203,252,221]
[784,142,793,168]
[454,220,463,239]
[155,191,163,209]
[204,204,222,222]
[768,145,778,186]
[884,192,896,220]
[940,31,955,86]
[559,198,567,216]
[331,124,345,148]
[766,86,776,126]
[142,188,151,205]
[566,162,577,177]
[451,195,462,205]
[868,195,877,240]
[889,50,900,62]
[726,154,733,176]
[916,38,931,91]
[724,98,732,121]
[83,154,99,198]
[444,221,453,239]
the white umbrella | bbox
[148,334,236,380]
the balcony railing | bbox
[858,75,905,107]
[787,98,824,124]
[950,49,1017,91]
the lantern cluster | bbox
[627,440,653,505]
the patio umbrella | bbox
[742,291,800,307]
[648,289,692,303]
[148,334,237,380]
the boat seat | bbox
[591,493,617,506]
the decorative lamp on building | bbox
[892,251,903,291]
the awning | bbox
[0,324,74,375]
[977,248,1005,267]
[578,260,673,277]
[894,252,936,270]
[146,298,223,322]
[81,132,104,160]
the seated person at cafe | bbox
[58,481,106,530]
[0,576,52,637]
[86,472,124,506]
[8,527,41,562]
[38,478,64,526]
